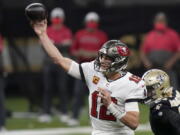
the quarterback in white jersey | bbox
[31,20,147,135]
[80,61,145,135]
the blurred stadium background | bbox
[0,0,180,135]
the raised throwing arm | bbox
[31,20,81,80]
[32,20,73,72]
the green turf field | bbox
[5,97,153,135]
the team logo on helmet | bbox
[116,46,130,56]
[156,74,165,84]
[142,69,171,104]
[94,40,130,74]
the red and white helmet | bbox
[94,40,130,74]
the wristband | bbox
[108,102,126,120]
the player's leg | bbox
[57,66,69,123]
[38,63,53,122]
[68,79,88,126]
[0,75,6,130]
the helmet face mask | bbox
[97,53,114,72]
[94,40,130,74]
[142,69,171,104]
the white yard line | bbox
[0,123,151,135]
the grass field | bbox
[5,97,153,135]
[69,133,153,135]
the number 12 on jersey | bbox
[91,91,117,121]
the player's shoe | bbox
[59,114,70,123]
[38,114,52,123]
[67,118,80,126]
[0,127,6,132]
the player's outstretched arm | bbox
[32,20,72,72]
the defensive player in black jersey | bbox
[142,69,180,135]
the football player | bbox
[142,69,180,135]
[31,20,146,135]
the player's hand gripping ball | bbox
[25,3,47,22]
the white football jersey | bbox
[80,61,146,135]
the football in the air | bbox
[25,3,47,22]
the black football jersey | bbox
[149,89,180,135]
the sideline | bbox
[0,123,151,135]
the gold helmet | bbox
[142,69,171,103]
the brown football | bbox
[25,3,47,22]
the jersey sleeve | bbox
[68,61,81,79]
[171,31,180,52]
[79,61,94,86]
[125,80,147,103]
[125,102,139,112]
